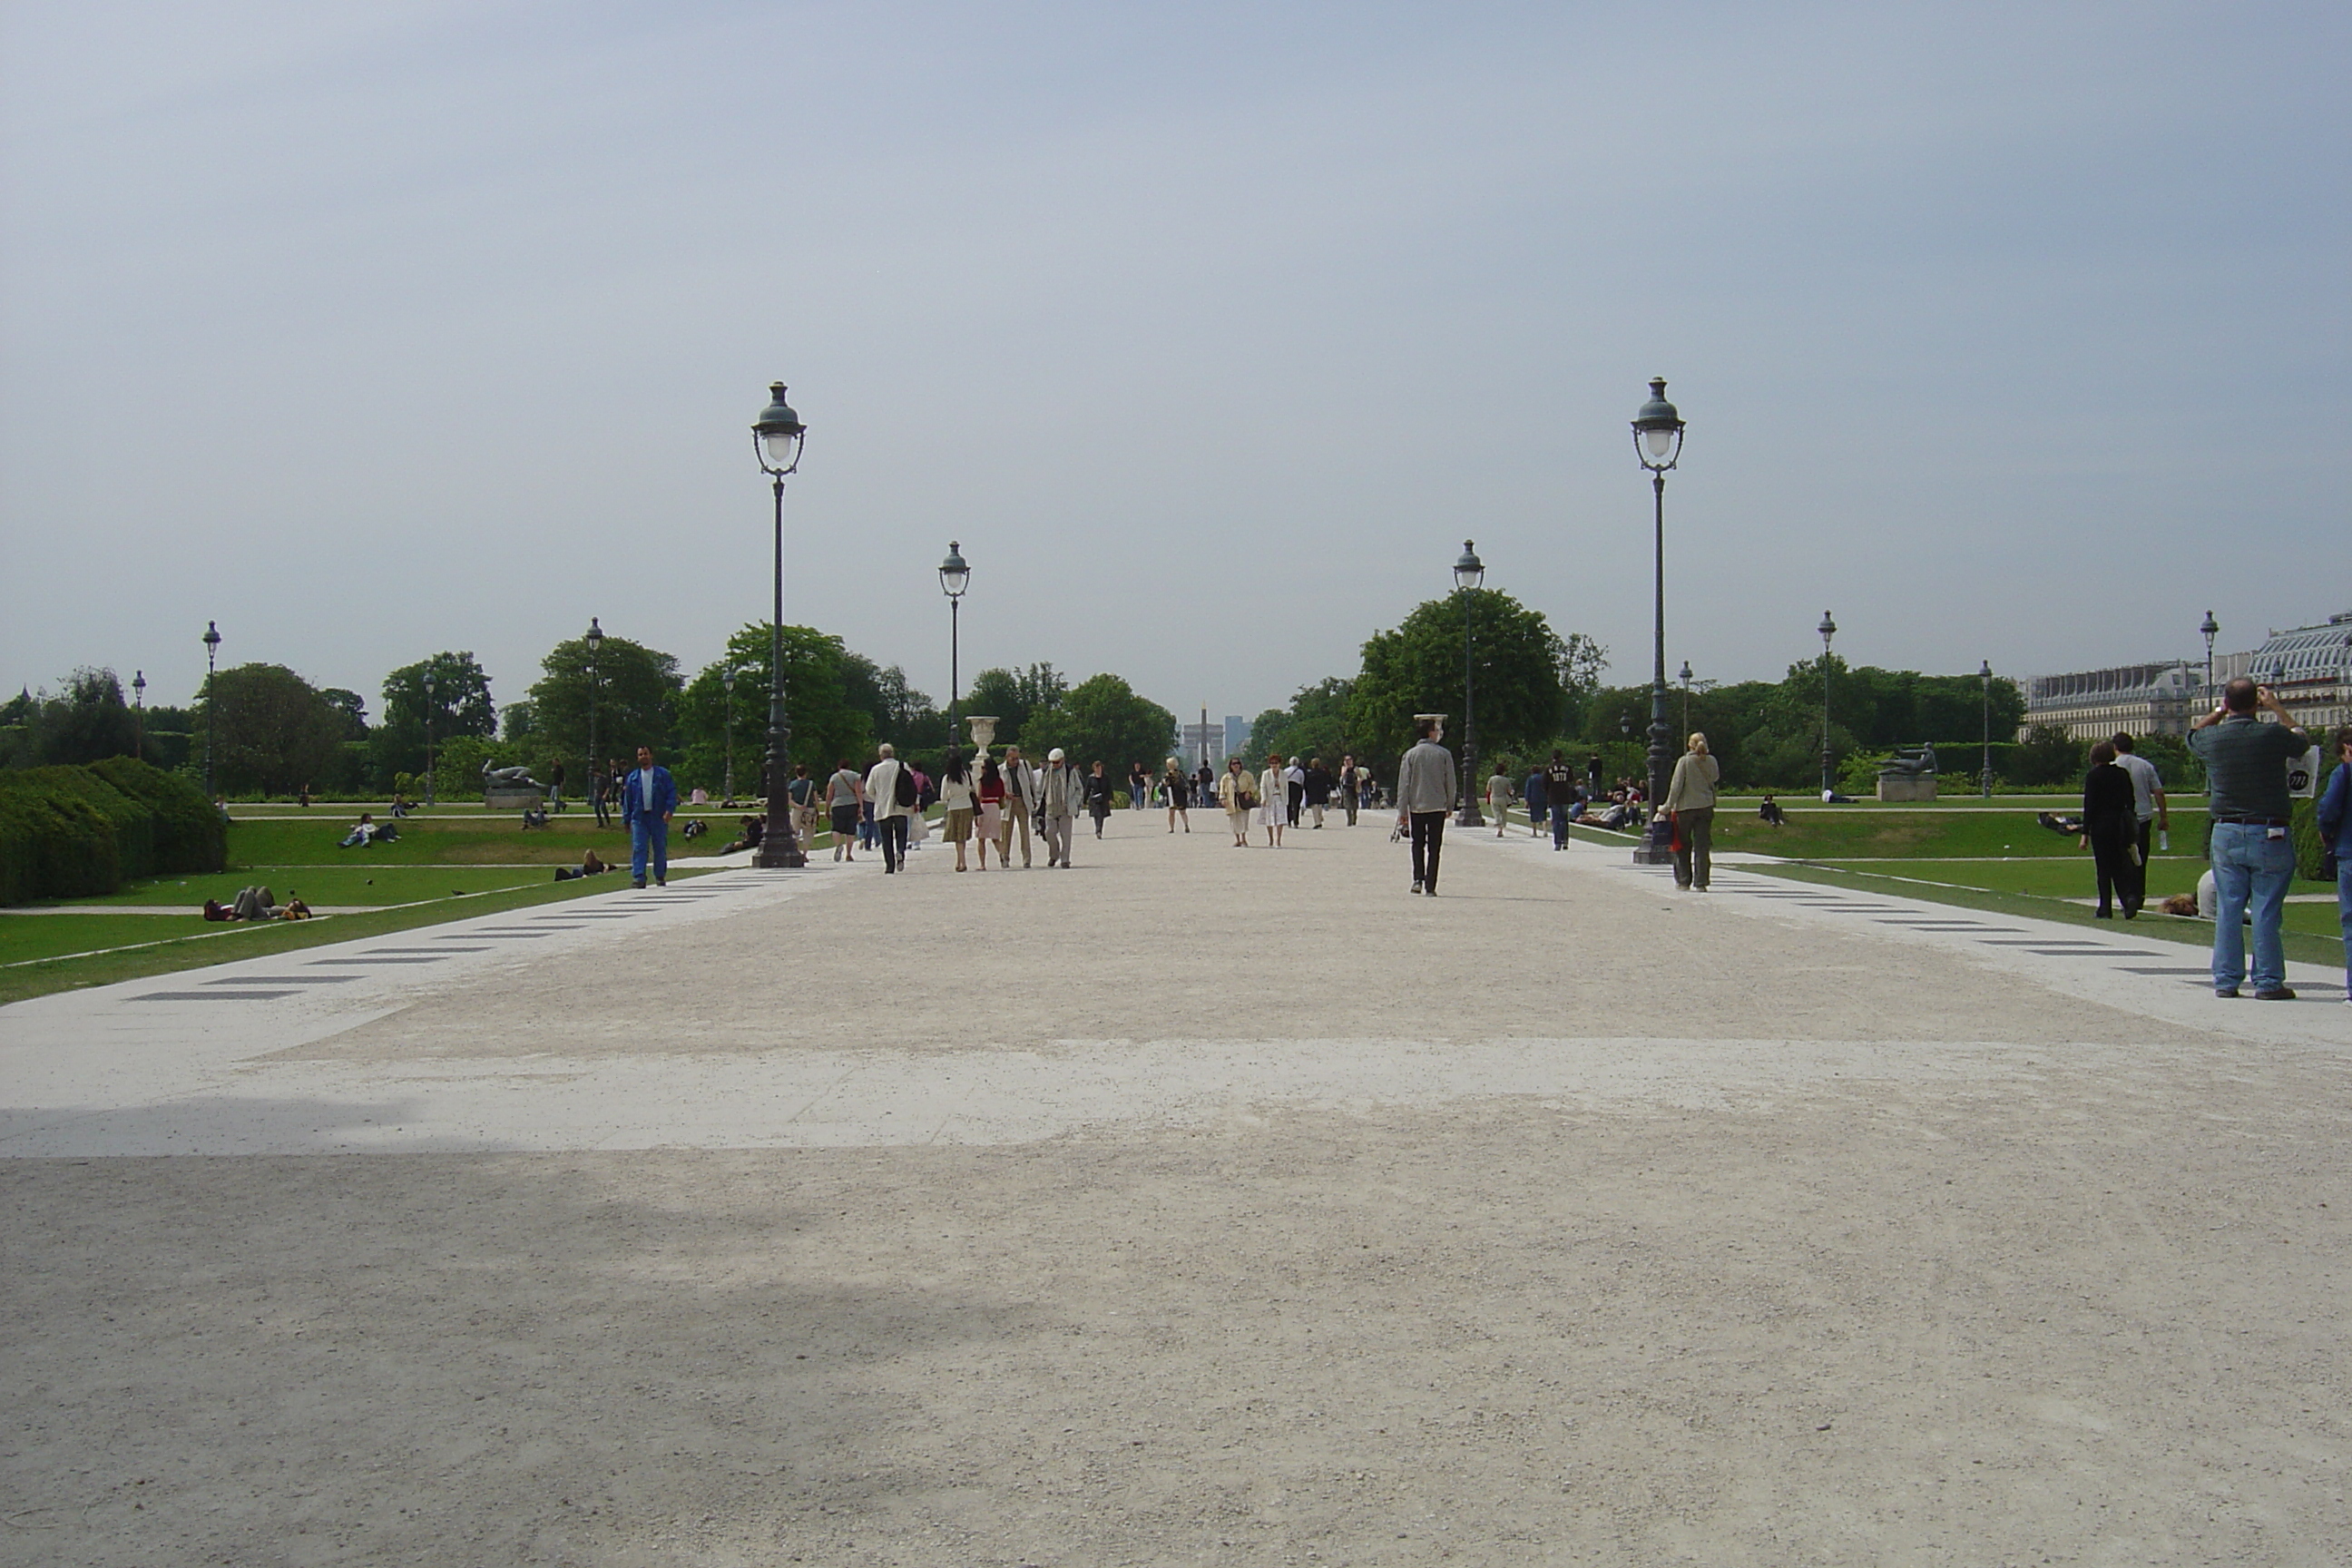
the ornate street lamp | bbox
[939,541,969,735]
[132,670,145,762]
[422,670,437,807]
[201,621,221,798]
[2199,611,2219,702]
[1678,659,1694,738]
[751,382,809,867]
[585,617,603,822]
[1631,378,1685,864]
[1818,611,1838,800]
[1979,659,1994,798]
[1454,540,1485,828]
[721,664,738,803]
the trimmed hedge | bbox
[0,758,224,904]
[0,787,119,902]
[86,756,226,873]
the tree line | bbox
[1234,591,2156,794]
[1,633,1179,802]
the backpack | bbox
[893,764,918,808]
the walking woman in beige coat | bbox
[1661,731,1720,891]
[1217,756,1254,846]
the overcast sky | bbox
[4,1,2345,724]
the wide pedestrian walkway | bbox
[3,810,2346,1564]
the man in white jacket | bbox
[1394,715,1456,896]
[865,744,915,874]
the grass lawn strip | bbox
[0,870,720,1007]
[1739,860,2341,969]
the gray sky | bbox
[4,1,2345,722]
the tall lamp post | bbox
[201,621,221,798]
[1631,378,1685,863]
[422,670,437,807]
[1979,659,1994,798]
[751,382,810,868]
[584,617,603,820]
[1454,541,1485,828]
[2200,610,2219,702]
[132,671,146,762]
[721,664,737,803]
[1818,612,1838,800]
[939,541,969,738]
[1678,660,1693,738]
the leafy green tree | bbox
[1246,677,1357,768]
[374,652,495,784]
[673,624,874,797]
[1348,590,1569,767]
[29,668,142,766]
[841,652,946,755]
[1024,674,1177,777]
[196,663,348,796]
[524,632,681,786]
[961,663,1066,746]
[319,688,369,741]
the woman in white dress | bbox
[1257,753,1287,848]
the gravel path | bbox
[4,812,2347,1564]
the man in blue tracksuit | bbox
[622,744,678,887]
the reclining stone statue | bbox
[482,762,544,789]
[1877,743,1938,779]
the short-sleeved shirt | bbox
[2190,716,2307,820]
[2113,751,2161,822]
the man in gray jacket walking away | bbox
[1394,714,1456,895]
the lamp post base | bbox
[1632,837,1674,866]
[754,841,808,869]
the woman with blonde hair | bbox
[1661,730,1720,892]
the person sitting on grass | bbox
[718,815,765,856]
[1759,792,1788,827]
[338,813,378,848]
[522,803,551,829]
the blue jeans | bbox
[630,817,669,885]
[2337,852,2351,997]
[2210,821,2294,992]
[1550,804,1572,848]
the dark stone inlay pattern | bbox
[204,975,359,985]
[134,990,300,1001]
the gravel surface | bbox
[5,814,2347,1565]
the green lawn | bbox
[0,873,720,1005]
[1537,801,2344,970]
[0,808,765,1004]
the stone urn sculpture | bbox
[965,714,999,761]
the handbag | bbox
[1237,786,1257,809]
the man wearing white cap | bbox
[1040,748,1083,867]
